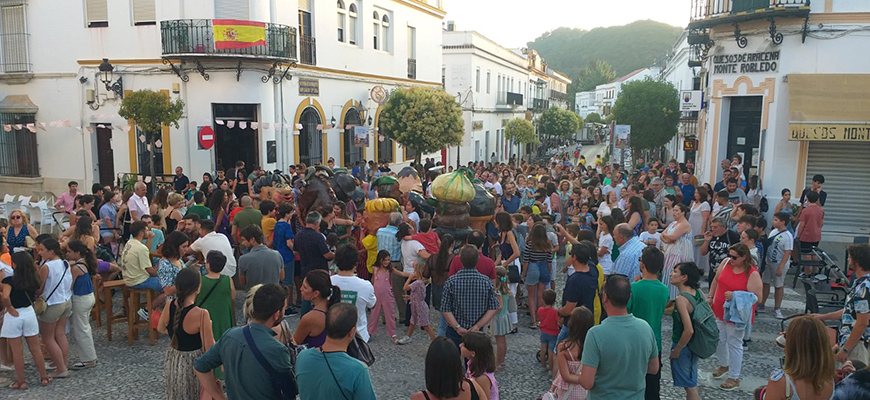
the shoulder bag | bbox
[346,333,375,367]
[322,350,351,400]
[242,325,298,399]
[34,261,69,316]
[196,276,222,307]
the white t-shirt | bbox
[408,212,420,233]
[190,232,238,276]
[766,228,794,265]
[330,274,377,342]
[401,239,426,274]
[485,181,503,196]
[598,233,614,275]
[639,231,661,247]
[602,184,623,199]
[0,261,13,278]
[127,193,149,221]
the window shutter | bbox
[298,0,310,12]
[1,5,27,72]
[214,0,249,20]
[132,0,155,25]
[86,0,108,26]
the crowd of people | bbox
[0,151,867,400]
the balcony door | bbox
[731,0,770,14]
[726,96,762,179]
[299,107,322,166]
[213,103,258,172]
[343,108,363,167]
[377,119,393,163]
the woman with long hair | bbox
[624,196,646,237]
[207,190,230,239]
[158,231,190,298]
[65,240,98,370]
[523,222,557,328]
[164,193,184,234]
[423,234,456,336]
[411,337,486,400]
[761,316,835,399]
[589,186,605,215]
[36,238,73,379]
[689,187,712,270]
[773,188,798,234]
[708,243,763,391]
[293,269,341,348]
[597,191,619,219]
[660,204,694,301]
[150,188,169,230]
[547,306,594,400]
[157,267,215,400]
[397,222,430,326]
[232,168,253,199]
[0,252,51,388]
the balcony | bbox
[531,98,549,111]
[160,19,297,61]
[300,34,316,65]
[549,90,567,102]
[506,92,523,106]
[407,58,417,79]
[689,0,810,29]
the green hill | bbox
[528,20,683,92]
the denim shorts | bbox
[132,276,164,292]
[540,332,557,351]
[526,261,551,285]
[670,343,698,388]
[281,261,295,286]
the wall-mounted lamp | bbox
[367,116,373,126]
[330,116,337,126]
[98,58,124,98]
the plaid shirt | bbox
[613,236,646,280]
[441,268,499,329]
[377,225,402,261]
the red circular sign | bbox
[199,126,215,150]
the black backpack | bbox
[759,195,769,213]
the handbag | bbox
[507,259,522,283]
[346,333,375,367]
[34,261,69,316]
[243,325,298,399]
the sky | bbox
[440,0,691,48]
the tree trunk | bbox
[149,133,156,196]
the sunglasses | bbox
[729,253,740,258]
[10,215,21,220]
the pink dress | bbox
[409,279,430,327]
[551,348,588,400]
[367,267,397,337]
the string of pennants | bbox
[2,118,377,135]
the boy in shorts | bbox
[537,289,560,373]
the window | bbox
[381,15,391,52]
[86,0,108,27]
[475,68,480,92]
[131,0,156,25]
[1,4,29,73]
[441,66,445,86]
[372,11,379,50]
[0,112,38,177]
[214,0,249,20]
[486,71,490,94]
[347,3,357,45]
[337,0,346,43]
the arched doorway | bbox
[343,108,364,167]
[298,107,322,166]
[377,118,393,163]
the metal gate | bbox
[805,141,870,235]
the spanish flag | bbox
[213,19,266,50]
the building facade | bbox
[686,0,870,238]
[594,67,660,117]
[0,0,444,196]
[574,90,596,119]
[660,31,700,163]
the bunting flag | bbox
[226,121,235,128]
[213,19,266,50]
[13,124,22,130]
[316,124,324,130]
[215,120,225,125]
[261,122,269,130]
[239,121,247,130]
[250,122,258,130]
[26,123,36,133]
[38,122,46,131]
[75,127,83,133]
[96,124,106,129]
[63,120,71,127]
[85,126,94,133]
[3,125,10,132]
[295,123,303,130]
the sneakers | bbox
[720,378,740,390]
[757,304,766,312]
[712,366,729,379]
[742,339,749,350]
[396,336,412,345]
[137,308,149,321]
[774,308,784,319]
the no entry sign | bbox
[199,126,215,150]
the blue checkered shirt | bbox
[441,268,500,329]
[613,236,646,280]
[377,225,402,261]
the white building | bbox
[660,31,699,163]
[0,0,444,196]
[442,29,529,164]
[594,67,660,116]
[686,0,870,238]
[574,90,596,119]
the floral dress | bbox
[662,221,694,301]
[409,279,430,327]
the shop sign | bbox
[712,51,779,74]
[680,90,702,112]
[298,78,319,96]
[683,138,698,151]
[789,122,870,141]
[472,120,483,131]
[614,125,630,149]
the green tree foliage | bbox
[585,112,603,124]
[539,108,582,139]
[610,79,679,150]
[118,89,184,186]
[504,118,537,144]
[574,60,617,92]
[379,86,464,164]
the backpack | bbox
[759,195,769,213]
[760,229,785,273]
[680,292,719,359]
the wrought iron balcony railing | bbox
[531,98,549,111]
[506,92,523,106]
[299,34,316,65]
[407,58,417,79]
[160,19,297,61]
[690,0,810,24]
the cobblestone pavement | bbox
[0,257,808,400]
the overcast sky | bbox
[441,0,691,48]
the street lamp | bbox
[98,58,124,98]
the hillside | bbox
[528,20,682,88]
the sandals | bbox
[528,322,539,329]
[72,360,98,370]
[9,380,27,390]
[51,370,70,379]
[508,327,518,334]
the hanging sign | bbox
[299,78,319,96]
[683,138,698,151]
[680,90,702,112]
[354,126,370,147]
[198,126,215,150]
[614,125,631,149]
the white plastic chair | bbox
[3,194,15,203]
[18,195,32,205]
[25,201,56,234]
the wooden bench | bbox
[100,280,128,341]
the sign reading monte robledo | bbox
[712,51,779,74]
[298,78,319,96]
[789,123,870,142]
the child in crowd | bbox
[461,331,500,400]
[368,251,398,344]
[578,204,594,231]
[741,228,761,266]
[326,232,339,275]
[411,219,440,255]
[492,267,512,368]
[537,289,560,373]
[640,218,662,247]
[398,262,435,344]
[669,262,703,400]
[547,306,594,400]
[597,216,615,276]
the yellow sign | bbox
[788,123,870,142]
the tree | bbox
[504,118,537,144]
[610,78,679,150]
[118,89,185,190]
[539,107,582,139]
[585,112,602,124]
[379,86,464,165]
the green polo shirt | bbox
[232,207,263,232]
[185,204,212,220]
[194,323,292,400]
[627,279,670,352]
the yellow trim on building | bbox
[160,89,172,175]
[292,97,326,166]
[125,89,137,174]
[796,141,809,192]
[389,0,446,19]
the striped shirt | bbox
[377,225,402,261]
[522,242,553,263]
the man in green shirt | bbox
[232,196,262,247]
[194,284,292,400]
[184,191,212,220]
[580,275,659,399]
[627,246,670,400]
